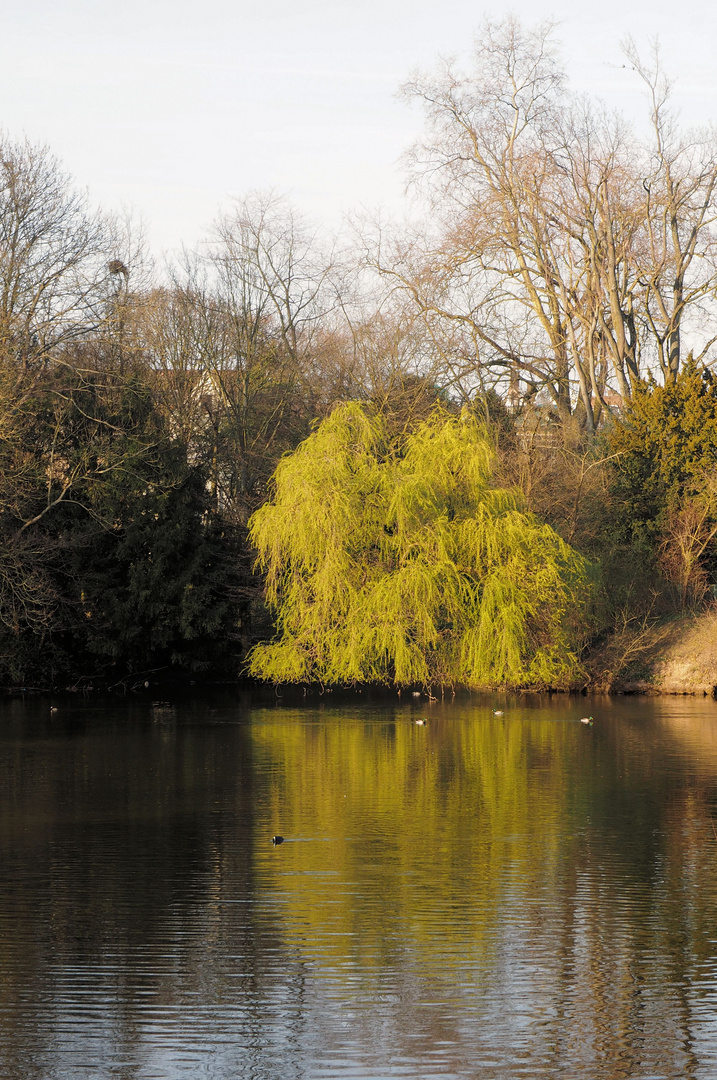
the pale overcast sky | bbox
[2,1,716,255]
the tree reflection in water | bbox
[0,693,717,1078]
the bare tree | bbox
[367,19,717,438]
[624,40,717,382]
[0,138,109,386]
[0,141,157,633]
[394,18,584,426]
[148,194,335,519]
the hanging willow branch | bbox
[247,403,593,689]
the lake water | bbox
[2,691,717,1079]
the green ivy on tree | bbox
[248,403,593,689]
[606,360,717,605]
[608,360,717,532]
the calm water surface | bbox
[2,692,717,1078]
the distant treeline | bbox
[2,19,717,689]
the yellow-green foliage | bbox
[607,361,717,525]
[248,403,591,688]
[250,708,572,972]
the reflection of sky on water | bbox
[2,694,717,1077]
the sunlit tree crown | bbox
[248,403,592,689]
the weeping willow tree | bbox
[248,403,593,689]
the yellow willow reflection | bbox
[251,707,576,973]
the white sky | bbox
[2,1,716,256]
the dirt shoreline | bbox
[586,608,717,697]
